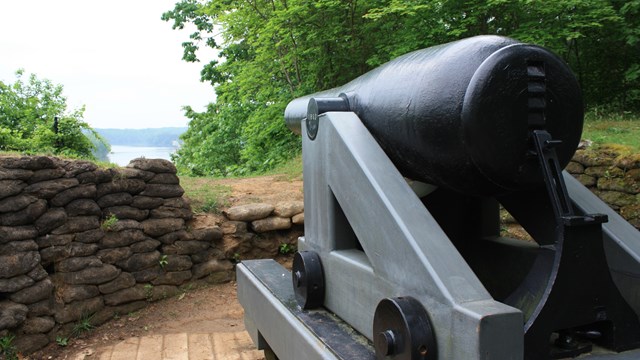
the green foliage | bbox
[164,0,640,176]
[278,243,295,255]
[0,334,18,360]
[72,313,95,337]
[0,70,106,158]
[159,255,169,268]
[101,214,119,231]
[179,177,231,213]
[56,336,69,347]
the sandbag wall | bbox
[0,156,216,354]
[567,147,640,229]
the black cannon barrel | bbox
[285,35,584,196]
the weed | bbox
[100,214,119,231]
[278,243,295,255]
[72,313,95,337]
[56,336,69,347]
[0,334,18,360]
[232,253,241,263]
[144,284,154,301]
[201,198,223,214]
[159,255,169,268]
[179,178,231,213]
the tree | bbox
[0,70,107,159]
[164,0,640,176]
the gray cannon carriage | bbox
[236,35,640,360]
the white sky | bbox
[0,0,216,129]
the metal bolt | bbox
[294,271,303,288]
[377,330,397,356]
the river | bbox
[108,145,177,166]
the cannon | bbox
[236,35,640,359]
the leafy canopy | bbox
[0,70,107,159]
[164,0,640,176]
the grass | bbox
[180,178,232,214]
[582,110,640,151]
[262,155,303,181]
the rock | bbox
[191,227,223,242]
[0,300,28,329]
[56,256,102,273]
[104,284,147,306]
[140,184,185,198]
[27,298,53,317]
[127,158,177,173]
[21,316,55,334]
[274,201,304,218]
[23,178,78,199]
[51,216,100,235]
[149,173,180,184]
[292,212,305,225]
[50,184,97,207]
[585,166,624,178]
[149,206,192,219]
[27,168,65,183]
[150,285,180,301]
[224,203,274,221]
[596,191,637,208]
[252,216,292,232]
[200,270,234,284]
[0,167,32,181]
[36,234,74,248]
[157,229,193,244]
[163,255,193,272]
[191,248,223,264]
[1,156,56,170]
[40,245,72,265]
[130,239,161,253]
[617,154,640,169]
[57,284,100,303]
[572,149,616,167]
[35,208,68,235]
[0,275,34,293]
[192,259,234,279]
[0,225,38,243]
[573,174,596,188]
[164,197,190,208]
[103,206,149,221]
[115,251,161,272]
[565,161,584,174]
[0,251,40,278]
[220,221,248,234]
[132,267,162,282]
[620,204,640,221]
[98,272,136,294]
[61,264,120,285]
[0,199,47,226]
[13,333,49,354]
[598,177,640,194]
[54,297,104,324]
[97,192,133,208]
[131,195,165,209]
[97,247,133,264]
[627,168,640,181]
[63,160,97,177]
[75,228,105,243]
[151,270,192,286]
[108,219,143,232]
[100,229,147,248]
[0,180,26,200]
[141,218,185,237]
[9,279,53,304]
[65,198,101,217]
[27,266,49,281]
[118,167,155,181]
[0,194,37,213]
[0,239,38,253]
[92,301,147,326]
[96,179,146,197]
[164,240,210,255]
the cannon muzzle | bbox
[285,35,583,196]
